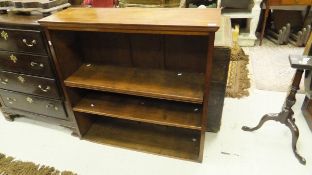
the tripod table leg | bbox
[286,118,306,165]
[242,113,279,132]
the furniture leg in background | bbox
[242,55,312,165]
[303,5,311,24]
[259,0,311,46]
[259,0,270,46]
[1,111,17,121]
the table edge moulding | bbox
[39,8,221,34]
[39,7,221,162]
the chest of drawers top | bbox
[0,13,42,27]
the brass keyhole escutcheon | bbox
[1,31,8,40]
[26,97,33,104]
[10,54,17,63]
[18,76,25,83]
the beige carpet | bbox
[226,42,250,98]
[243,39,305,92]
[0,153,76,175]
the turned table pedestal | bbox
[242,55,311,165]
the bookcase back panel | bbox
[164,35,208,73]
[76,32,208,73]
[80,32,132,66]
[130,34,164,69]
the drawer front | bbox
[0,89,67,120]
[0,51,53,78]
[0,71,60,99]
[0,28,47,55]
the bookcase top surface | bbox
[39,8,220,34]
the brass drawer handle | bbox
[0,77,9,85]
[46,103,59,111]
[30,61,44,69]
[6,97,16,104]
[9,54,17,63]
[38,85,50,92]
[1,30,8,40]
[17,76,25,83]
[22,39,37,47]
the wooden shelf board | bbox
[73,93,202,130]
[65,64,204,104]
[83,118,200,161]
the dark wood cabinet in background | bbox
[302,34,312,132]
[0,13,79,134]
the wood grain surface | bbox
[84,117,200,161]
[39,8,220,34]
[65,64,205,104]
[73,92,202,130]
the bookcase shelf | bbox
[84,117,200,161]
[73,92,202,130]
[65,64,205,104]
[40,8,220,162]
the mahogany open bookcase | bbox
[39,8,220,162]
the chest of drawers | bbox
[0,13,79,135]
